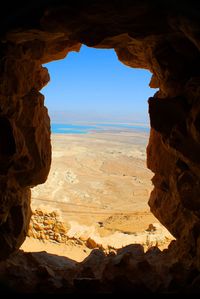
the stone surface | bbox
[27,209,69,243]
[0,0,200,292]
[0,243,198,293]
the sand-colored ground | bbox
[21,130,174,261]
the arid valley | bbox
[21,129,174,261]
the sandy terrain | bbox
[21,130,174,261]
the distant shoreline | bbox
[51,122,150,135]
[51,121,150,126]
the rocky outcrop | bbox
[0,0,200,293]
[27,209,173,251]
[27,209,69,243]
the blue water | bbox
[51,123,149,134]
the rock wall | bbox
[0,44,52,259]
[28,209,69,243]
[0,0,200,292]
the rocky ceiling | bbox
[0,0,200,293]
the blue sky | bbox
[42,45,157,124]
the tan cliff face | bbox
[0,0,200,293]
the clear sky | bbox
[42,45,157,124]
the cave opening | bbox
[1,1,200,293]
[21,44,174,261]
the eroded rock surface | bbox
[0,243,199,293]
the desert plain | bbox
[21,128,174,261]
